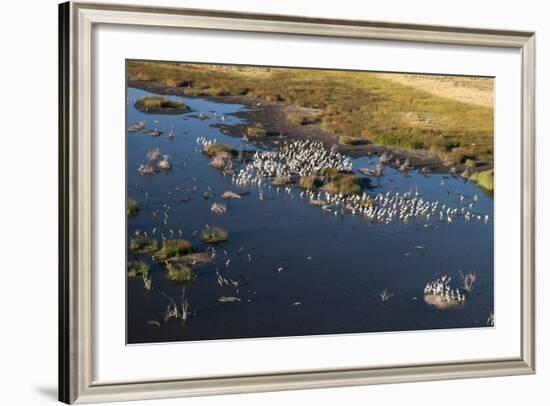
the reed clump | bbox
[201,227,229,244]
[127,198,139,216]
[128,260,150,277]
[166,263,195,283]
[129,236,158,254]
[158,239,192,259]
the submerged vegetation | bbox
[201,227,229,244]
[128,260,150,278]
[166,263,195,283]
[128,61,494,164]
[469,169,494,192]
[127,198,139,216]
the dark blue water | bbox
[126,87,494,344]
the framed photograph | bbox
[59,1,536,403]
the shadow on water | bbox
[126,87,494,344]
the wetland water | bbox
[126,87,494,344]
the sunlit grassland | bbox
[128,61,494,164]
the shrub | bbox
[137,96,184,110]
[127,198,139,216]
[287,113,320,126]
[246,127,267,139]
[325,173,362,195]
[158,239,192,259]
[299,175,322,191]
[166,263,194,283]
[320,167,341,181]
[128,261,150,277]
[203,143,237,157]
[338,135,363,145]
[201,227,229,244]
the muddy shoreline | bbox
[128,80,492,175]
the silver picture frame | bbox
[59,1,536,403]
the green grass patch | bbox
[128,260,150,278]
[299,175,322,191]
[127,198,139,216]
[129,236,158,254]
[201,227,229,244]
[469,169,494,192]
[158,239,192,259]
[166,263,195,284]
[203,143,237,157]
[246,127,267,139]
[136,96,184,110]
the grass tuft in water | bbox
[166,263,195,283]
[201,227,229,244]
[299,175,322,191]
[127,198,139,216]
[246,127,267,139]
[158,239,192,259]
[129,236,158,254]
[136,96,184,110]
[128,260,150,277]
[203,143,237,157]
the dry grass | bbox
[128,61,494,164]
[127,198,139,216]
[203,144,237,157]
[201,227,229,244]
[158,239,192,259]
[166,263,194,284]
[128,261,150,278]
[247,127,267,138]
[136,96,184,109]
[375,73,494,108]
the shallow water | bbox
[126,87,494,344]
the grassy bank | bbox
[469,169,494,192]
[128,61,494,164]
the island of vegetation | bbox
[135,95,189,114]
